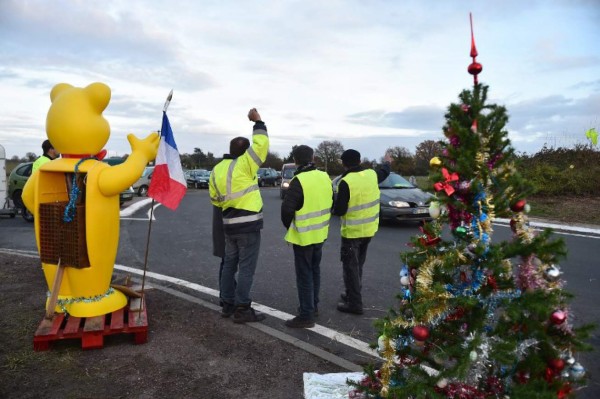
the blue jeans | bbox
[220,231,261,307]
[293,243,323,320]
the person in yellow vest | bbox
[281,145,333,328]
[333,149,391,314]
[32,139,59,172]
[210,108,268,323]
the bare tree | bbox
[414,140,443,175]
[386,146,415,175]
[315,140,344,175]
[262,151,284,170]
[283,146,298,163]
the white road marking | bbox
[0,248,380,360]
[494,218,600,239]
[5,215,599,359]
[119,198,161,221]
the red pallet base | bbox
[33,297,148,351]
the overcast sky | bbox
[1,0,598,162]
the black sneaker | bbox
[285,316,315,329]
[221,303,235,318]
[233,307,266,323]
[336,301,363,315]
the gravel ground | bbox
[0,253,344,399]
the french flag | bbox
[148,112,186,210]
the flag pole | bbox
[138,89,173,314]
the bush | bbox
[518,145,600,196]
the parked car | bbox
[279,163,297,199]
[186,169,210,189]
[7,161,32,209]
[257,167,278,187]
[7,161,34,221]
[332,172,432,222]
[133,166,154,196]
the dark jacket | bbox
[211,153,230,258]
[212,204,225,258]
[332,163,391,217]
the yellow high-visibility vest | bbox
[340,169,379,238]
[209,125,268,227]
[32,155,51,172]
[285,170,333,246]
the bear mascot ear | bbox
[50,83,73,103]
[84,82,111,113]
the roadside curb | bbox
[149,281,364,372]
[495,218,600,237]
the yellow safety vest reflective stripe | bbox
[285,170,333,246]
[209,125,268,228]
[210,159,262,217]
[340,169,379,238]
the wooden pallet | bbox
[33,297,148,351]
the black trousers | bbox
[340,237,371,308]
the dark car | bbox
[186,169,210,189]
[257,167,278,187]
[332,172,432,222]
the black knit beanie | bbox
[341,149,361,167]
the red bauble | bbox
[468,62,483,76]
[509,218,517,232]
[412,325,430,341]
[510,199,527,212]
[550,310,567,325]
[557,383,572,399]
[549,358,566,372]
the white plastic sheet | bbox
[303,372,365,399]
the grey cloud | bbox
[0,68,19,80]
[0,1,215,91]
[569,79,600,92]
[346,105,445,131]
[508,93,600,131]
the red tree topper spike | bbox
[468,12,483,85]
[470,13,478,58]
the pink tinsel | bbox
[435,382,486,399]
[516,255,544,290]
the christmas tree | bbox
[350,15,594,399]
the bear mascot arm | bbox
[98,133,159,197]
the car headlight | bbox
[388,200,410,208]
[282,182,290,188]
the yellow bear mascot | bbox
[22,82,159,317]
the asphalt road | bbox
[1,187,599,395]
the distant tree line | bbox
[7,141,600,197]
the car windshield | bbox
[379,173,414,189]
[142,167,154,177]
[282,168,296,178]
